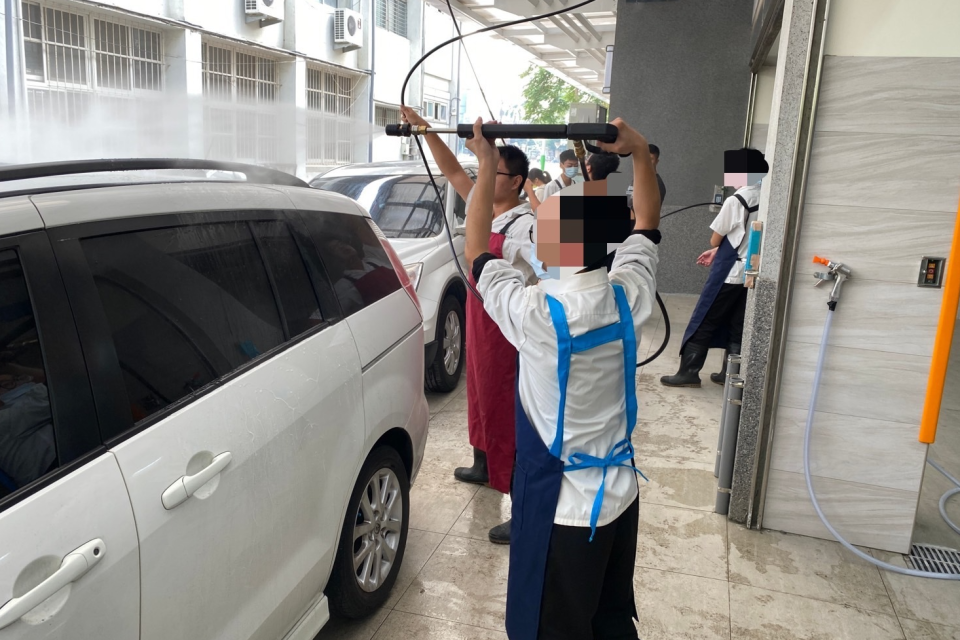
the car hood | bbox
[387,237,441,265]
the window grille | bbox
[375,0,407,37]
[20,2,163,126]
[375,105,401,128]
[306,65,357,167]
[201,41,281,165]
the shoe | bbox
[454,447,489,485]
[710,350,729,386]
[660,343,709,388]
[489,519,511,545]
[710,343,741,385]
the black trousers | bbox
[537,498,640,640]
[688,283,748,349]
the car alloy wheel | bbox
[442,308,462,376]
[352,468,403,592]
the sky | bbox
[455,27,535,122]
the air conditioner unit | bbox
[244,0,283,27]
[334,8,364,51]
[400,138,411,157]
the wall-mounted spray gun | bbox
[812,255,852,309]
[804,255,960,580]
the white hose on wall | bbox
[803,308,960,580]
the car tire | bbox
[425,294,465,392]
[326,446,410,619]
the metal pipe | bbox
[716,376,744,515]
[4,0,17,116]
[715,353,742,478]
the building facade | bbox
[0,0,461,177]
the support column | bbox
[279,56,306,178]
[607,0,753,294]
[728,0,819,525]
[165,28,205,158]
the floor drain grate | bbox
[904,544,960,575]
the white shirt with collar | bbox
[710,183,761,284]
[540,176,572,201]
[465,186,537,285]
[475,234,659,527]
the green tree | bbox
[520,65,607,125]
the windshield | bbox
[312,174,448,239]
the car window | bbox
[80,222,287,422]
[298,210,402,317]
[313,174,448,239]
[252,220,324,337]
[0,250,56,499]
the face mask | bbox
[564,167,578,178]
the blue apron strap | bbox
[612,285,638,439]
[545,294,571,458]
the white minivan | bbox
[311,161,477,392]
[0,159,429,640]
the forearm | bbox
[632,150,660,231]
[465,162,496,266]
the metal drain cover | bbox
[904,544,960,575]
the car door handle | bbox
[161,452,232,510]
[0,539,105,630]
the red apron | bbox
[465,214,531,494]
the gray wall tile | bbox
[770,406,928,492]
[817,57,960,136]
[762,469,918,553]
[804,131,960,213]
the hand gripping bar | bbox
[384,123,619,143]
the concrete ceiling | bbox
[425,0,615,100]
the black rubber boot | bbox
[454,447,489,485]
[489,519,511,545]
[660,343,710,388]
[711,343,741,385]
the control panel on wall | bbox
[919,257,946,288]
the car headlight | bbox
[404,263,423,291]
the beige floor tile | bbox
[729,583,905,640]
[636,503,728,581]
[634,566,730,640]
[395,535,509,632]
[900,618,960,640]
[428,410,469,435]
[636,416,720,467]
[871,551,960,628]
[442,390,469,414]
[635,373,726,428]
[384,528,446,609]
[637,456,718,512]
[417,423,474,482]
[727,526,894,615]
[314,608,389,640]
[449,486,512,542]
[409,472,479,534]
[370,610,507,639]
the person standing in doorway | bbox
[400,106,537,544]
[661,147,768,388]
[540,149,580,200]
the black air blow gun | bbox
[384,123,619,143]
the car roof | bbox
[0,182,365,237]
[316,160,478,179]
[0,159,366,237]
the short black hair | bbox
[498,144,530,196]
[725,147,769,174]
[559,149,578,164]
[543,170,552,182]
[648,144,660,158]
[528,168,547,184]
[587,152,620,181]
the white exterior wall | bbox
[0,0,460,175]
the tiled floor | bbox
[317,295,960,640]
